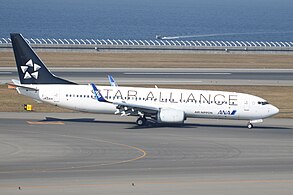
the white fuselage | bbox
[17,84,279,121]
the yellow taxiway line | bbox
[27,121,64,125]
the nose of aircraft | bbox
[270,105,279,116]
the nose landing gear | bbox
[247,123,253,129]
[247,119,263,129]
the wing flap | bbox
[116,100,159,112]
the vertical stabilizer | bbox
[10,33,76,84]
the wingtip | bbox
[90,83,108,103]
[90,83,97,89]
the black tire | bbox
[136,117,146,126]
[247,123,253,129]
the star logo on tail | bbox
[21,59,41,79]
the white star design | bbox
[21,59,41,79]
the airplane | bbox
[9,33,279,128]
[156,35,164,40]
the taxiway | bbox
[1,68,293,86]
[0,112,293,194]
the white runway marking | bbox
[0,72,12,75]
[124,72,231,75]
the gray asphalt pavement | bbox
[0,112,293,194]
[1,68,293,86]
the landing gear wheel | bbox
[247,123,253,129]
[136,117,146,126]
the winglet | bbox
[108,75,118,87]
[91,83,107,102]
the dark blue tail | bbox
[10,33,76,85]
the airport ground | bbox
[0,50,293,194]
[1,50,293,68]
[0,50,292,117]
[0,84,292,118]
[0,113,293,195]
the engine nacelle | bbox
[157,108,185,123]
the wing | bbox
[114,100,159,116]
[91,83,158,117]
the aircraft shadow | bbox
[42,117,291,130]
[127,123,291,130]
[187,123,291,130]
[43,117,134,125]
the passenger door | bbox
[244,99,250,112]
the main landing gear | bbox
[136,117,147,126]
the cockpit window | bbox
[258,101,269,105]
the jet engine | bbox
[157,108,185,123]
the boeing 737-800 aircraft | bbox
[10,33,279,128]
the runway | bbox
[1,67,293,86]
[0,112,293,194]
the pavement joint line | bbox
[1,67,293,71]
[123,72,232,75]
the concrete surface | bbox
[1,67,293,86]
[0,112,292,194]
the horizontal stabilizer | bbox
[8,81,39,91]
